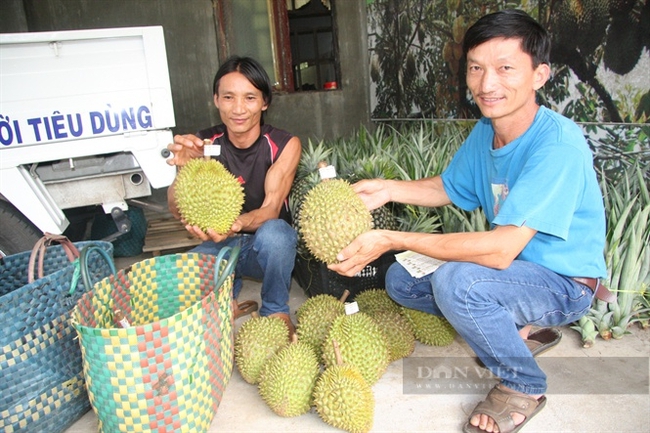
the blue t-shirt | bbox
[441,106,606,278]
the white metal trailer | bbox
[0,26,176,255]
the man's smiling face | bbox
[465,37,547,124]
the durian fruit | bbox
[371,310,416,362]
[296,293,347,359]
[174,158,244,234]
[603,11,644,75]
[552,0,609,56]
[313,340,374,433]
[291,171,321,257]
[258,335,320,417]
[234,314,290,384]
[452,16,466,44]
[299,179,373,264]
[354,288,401,317]
[321,312,390,385]
[401,307,456,346]
[290,141,334,258]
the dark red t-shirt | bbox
[197,124,294,229]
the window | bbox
[214,0,340,92]
[287,0,339,91]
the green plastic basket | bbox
[73,247,239,433]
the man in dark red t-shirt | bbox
[166,56,301,337]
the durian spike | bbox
[339,290,351,303]
[332,339,343,366]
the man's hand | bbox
[184,215,246,243]
[185,224,230,243]
[166,134,206,166]
[328,230,391,277]
[352,179,391,211]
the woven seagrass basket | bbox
[0,238,115,433]
[73,247,239,433]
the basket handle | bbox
[214,245,241,289]
[27,233,80,283]
[79,243,117,294]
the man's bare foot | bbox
[518,324,532,340]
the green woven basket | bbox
[73,247,239,433]
[0,237,115,433]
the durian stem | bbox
[251,311,260,319]
[203,139,212,160]
[332,339,343,366]
[317,160,333,182]
[339,290,351,303]
[291,333,299,344]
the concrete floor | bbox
[64,253,650,433]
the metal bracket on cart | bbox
[102,207,132,243]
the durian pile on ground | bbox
[233,288,457,433]
[289,122,487,298]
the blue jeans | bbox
[386,260,594,394]
[190,219,297,316]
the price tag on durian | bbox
[344,301,359,315]
[319,164,337,180]
[203,144,221,157]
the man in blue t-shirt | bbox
[330,10,611,433]
[166,56,301,338]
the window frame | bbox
[214,0,339,93]
[213,0,294,92]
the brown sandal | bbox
[233,300,258,319]
[463,384,546,433]
[525,328,562,357]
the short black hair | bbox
[212,56,273,107]
[462,9,551,68]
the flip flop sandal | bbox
[525,328,562,357]
[234,300,259,319]
[463,384,547,433]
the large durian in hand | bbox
[258,335,320,417]
[234,315,289,384]
[299,179,373,264]
[174,158,244,234]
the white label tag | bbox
[319,165,337,180]
[344,301,359,315]
[204,144,221,156]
